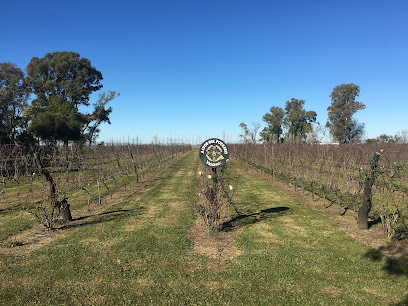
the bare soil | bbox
[187,213,243,260]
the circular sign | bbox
[199,138,229,168]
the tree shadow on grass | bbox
[364,248,408,276]
[56,207,145,230]
[364,245,408,305]
[364,247,408,305]
[0,204,24,214]
[222,206,290,231]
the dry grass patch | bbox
[251,223,285,245]
[146,205,161,216]
[361,287,387,298]
[80,237,100,246]
[206,281,220,291]
[321,286,342,298]
[124,220,144,232]
[187,215,243,260]
[149,231,172,240]
[101,237,125,247]
[280,216,308,237]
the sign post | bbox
[199,138,229,231]
[199,138,229,169]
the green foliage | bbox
[284,98,317,142]
[239,122,249,143]
[25,51,103,108]
[24,51,117,144]
[0,62,29,144]
[27,96,84,142]
[367,131,408,144]
[261,106,284,143]
[326,83,366,143]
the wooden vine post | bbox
[128,146,139,183]
[357,151,381,230]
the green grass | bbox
[0,153,183,242]
[0,151,407,305]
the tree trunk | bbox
[35,153,73,225]
[60,204,72,221]
[58,199,73,221]
[357,152,381,230]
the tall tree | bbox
[326,83,366,143]
[24,51,113,145]
[249,122,261,144]
[239,122,249,169]
[26,95,83,144]
[261,106,284,143]
[284,98,317,142]
[25,51,103,108]
[0,62,29,144]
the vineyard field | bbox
[0,145,407,305]
[232,143,408,239]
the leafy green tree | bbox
[26,96,83,143]
[284,98,317,142]
[25,51,103,108]
[25,51,116,146]
[326,83,366,143]
[261,106,284,143]
[0,62,29,144]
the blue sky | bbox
[1,0,407,143]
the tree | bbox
[0,62,29,144]
[25,51,103,108]
[326,83,366,143]
[24,51,116,145]
[239,122,249,168]
[24,51,115,220]
[26,95,84,144]
[366,131,408,144]
[83,90,119,146]
[396,130,408,143]
[284,98,317,142]
[261,106,284,143]
[249,122,261,144]
[239,122,249,144]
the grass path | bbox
[0,151,407,305]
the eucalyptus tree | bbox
[326,83,365,143]
[261,106,284,143]
[0,62,29,144]
[83,90,119,146]
[284,98,317,143]
[24,51,113,146]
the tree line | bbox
[0,51,119,149]
[240,83,367,144]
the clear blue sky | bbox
[2,0,407,143]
